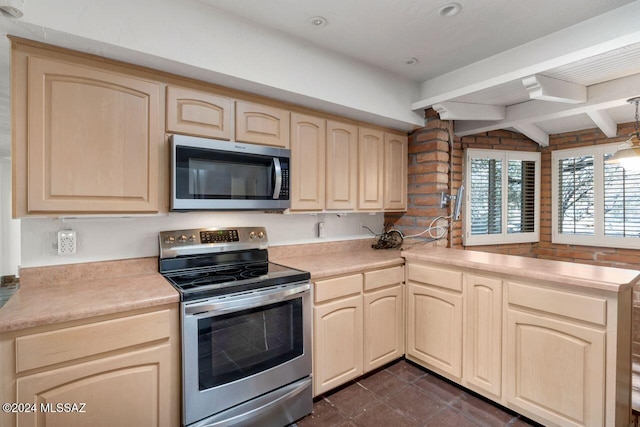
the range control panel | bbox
[200,229,239,244]
[159,227,268,259]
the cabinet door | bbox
[326,120,358,210]
[506,309,605,426]
[290,113,326,211]
[464,274,502,398]
[313,294,363,396]
[166,86,233,139]
[358,127,384,210]
[16,345,174,427]
[235,101,290,148]
[406,282,462,380]
[384,133,408,211]
[26,56,160,214]
[364,284,404,372]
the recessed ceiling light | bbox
[308,16,327,27]
[404,58,418,66]
[438,3,462,17]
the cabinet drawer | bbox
[364,266,403,291]
[16,309,172,373]
[315,274,362,303]
[508,282,607,326]
[407,264,462,292]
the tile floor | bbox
[295,359,542,427]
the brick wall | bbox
[385,109,451,241]
[385,110,640,357]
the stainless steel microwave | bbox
[170,135,290,211]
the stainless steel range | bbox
[159,227,312,427]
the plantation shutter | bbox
[469,157,502,235]
[508,160,536,233]
[604,155,640,238]
[557,156,594,235]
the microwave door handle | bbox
[272,158,282,199]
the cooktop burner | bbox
[158,227,310,301]
[163,261,308,300]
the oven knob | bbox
[188,235,196,243]
[249,231,256,239]
[164,236,175,245]
[178,235,187,243]
[258,231,265,239]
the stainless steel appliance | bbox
[170,135,290,211]
[159,227,312,427]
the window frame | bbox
[552,143,640,249]
[464,148,541,246]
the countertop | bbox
[0,257,179,333]
[4,242,637,334]
[402,247,640,293]
[272,248,404,280]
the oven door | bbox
[171,135,290,211]
[182,282,311,426]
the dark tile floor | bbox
[295,359,541,427]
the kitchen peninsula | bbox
[400,247,637,427]
[274,243,638,427]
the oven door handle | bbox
[185,282,310,317]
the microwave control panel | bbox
[279,162,289,199]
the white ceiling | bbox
[198,0,631,82]
[199,0,640,144]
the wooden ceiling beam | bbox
[455,71,640,137]
[433,102,505,121]
[512,123,549,146]
[586,110,618,138]
[522,74,586,104]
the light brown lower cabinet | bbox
[314,289,363,396]
[404,257,632,427]
[463,273,502,399]
[406,264,463,380]
[313,266,404,396]
[0,305,180,427]
[505,281,611,427]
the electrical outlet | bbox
[318,222,326,238]
[58,230,76,255]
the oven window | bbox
[197,298,304,390]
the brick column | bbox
[385,109,451,243]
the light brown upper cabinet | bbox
[166,86,233,140]
[290,113,326,211]
[235,101,290,148]
[384,133,408,211]
[13,42,161,216]
[326,120,358,211]
[358,127,385,210]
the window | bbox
[464,149,540,246]
[552,144,640,248]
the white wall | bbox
[0,158,20,276]
[20,212,383,268]
[0,0,422,131]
